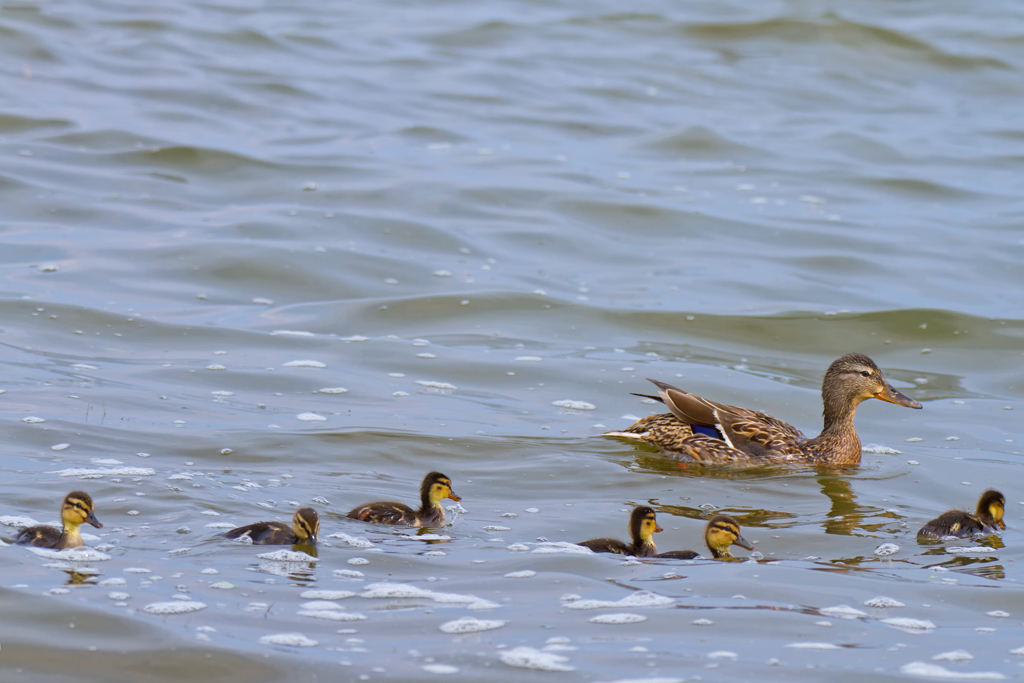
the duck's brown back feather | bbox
[347,501,424,527]
[917,510,991,540]
[224,520,298,545]
[15,525,63,548]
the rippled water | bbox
[2,0,1024,681]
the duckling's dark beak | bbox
[876,382,922,409]
[655,524,664,533]
[733,532,754,551]
[86,510,103,529]
[996,519,1007,530]
[447,490,462,502]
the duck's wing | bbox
[577,537,631,555]
[603,413,695,451]
[346,500,418,526]
[224,521,294,544]
[14,524,61,548]
[647,379,804,458]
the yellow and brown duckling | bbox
[224,507,320,546]
[657,515,754,560]
[346,471,461,528]
[15,491,103,550]
[605,353,922,466]
[917,490,1005,540]
[577,506,662,557]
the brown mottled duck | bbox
[657,515,754,559]
[346,471,461,527]
[917,490,1005,540]
[15,491,103,549]
[577,506,662,557]
[224,507,320,545]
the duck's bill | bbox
[877,383,922,409]
[86,510,103,529]
[447,491,462,502]
[997,519,1007,530]
[655,524,664,533]
[733,533,754,551]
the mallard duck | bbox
[605,353,921,465]
[224,507,319,545]
[14,491,102,549]
[346,471,461,527]
[578,506,662,557]
[917,490,1005,540]
[657,515,754,559]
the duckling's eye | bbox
[860,370,872,377]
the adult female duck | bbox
[606,353,921,465]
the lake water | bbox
[1,0,1023,681]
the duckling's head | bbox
[423,472,461,506]
[822,354,921,419]
[704,515,753,558]
[630,506,663,545]
[61,491,102,529]
[291,507,319,543]
[977,490,1006,529]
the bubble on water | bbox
[708,651,738,660]
[693,618,713,625]
[439,616,507,634]
[882,617,936,633]
[327,533,374,548]
[256,550,317,562]
[51,443,70,451]
[270,330,315,336]
[333,569,365,579]
[862,444,901,454]
[906,437,923,442]
[499,646,574,672]
[564,592,673,610]
[301,590,355,600]
[27,547,111,562]
[416,381,457,390]
[987,610,1010,618]
[874,543,899,556]
[297,610,367,621]
[933,650,973,661]
[283,360,326,368]
[533,542,592,555]
[296,413,327,421]
[0,515,42,528]
[515,356,542,362]
[820,605,867,620]
[52,466,155,478]
[786,642,841,650]
[23,416,45,423]
[507,543,529,552]
[589,613,647,625]
[422,664,460,675]
[143,601,207,615]
[108,592,130,601]
[258,633,318,647]
[348,557,369,565]
[318,387,349,394]
[900,662,1004,680]
[209,581,235,590]
[864,596,905,608]
[552,400,595,410]
[362,582,499,610]
[948,547,992,554]
[98,578,126,586]
[205,364,226,371]
[505,571,536,578]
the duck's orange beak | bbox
[447,489,462,502]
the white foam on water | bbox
[820,605,867,619]
[533,541,593,555]
[362,582,499,609]
[785,643,841,650]
[91,458,123,465]
[98,577,126,586]
[283,360,326,368]
[551,400,595,410]
[209,581,234,590]
[589,613,647,624]
[0,515,41,528]
[439,616,507,634]
[505,570,536,578]
[124,567,151,574]
[875,543,899,556]
[143,601,207,615]
[882,617,936,633]
[987,610,1010,618]
[483,526,511,531]
[318,387,349,394]
[301,590,355,600]
[707,651,738,660]
[514,356,542,362]
[270,330,314,336]
[205,522,235,529]
[864,596,905,608]
[415,380,457,390]
[564,591,673,610]
[297,610,367,621]
[422,664,459,675]
[256,550,317,562]
[499,646,574,672]
[326,533,374,548]
[933,650,973,661]
[507,543,529,552]
[333,569,365,579]
[108,591,130,601]
[258,633,318,647]
[339,335,369,342]
[347,557,369,565]
[406,534,450,541]
[51,466,155,477]
[900,662,1004,680]
[26,547,111,562]
[862,444,901,454]
[23,416,45,423]
[948,546,992,554]
[296,413,327,421]
[692,618,713,625]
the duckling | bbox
[15,491,103,549]
[917,490,1005,540]
[657,514,754,559]
[346,471,461,527]
[578,506,662,557]
[606,353,922,465]
[224,507,320,545]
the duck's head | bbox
[61,491,102,530]
[822,353,922,418]
[704,515,753,558]
[423,471,461,506]
[977,490,1006,529]
[630,506,663,545]
[292,507,320,543]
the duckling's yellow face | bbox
[429,478,461,505]
[639,511,663,542]
[61,492,102,529]
[989,500,1006,529]
[705,516,753,555]
[293,507,320,541]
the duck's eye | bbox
[860,370,872,377]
